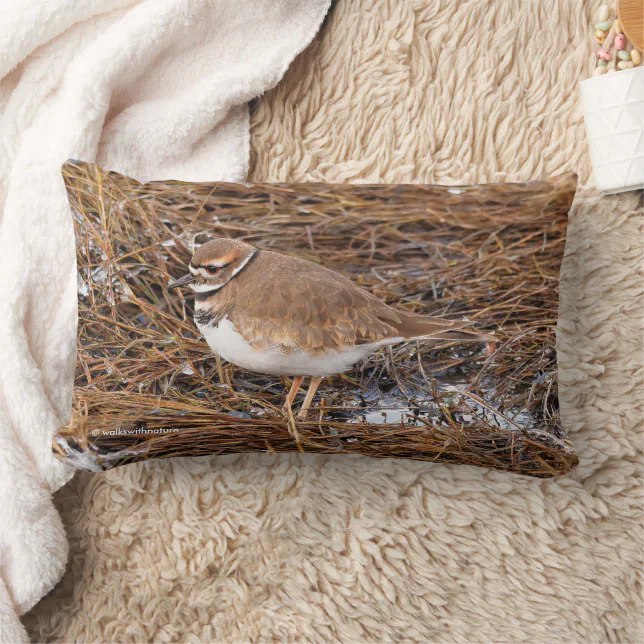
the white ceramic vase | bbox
[581,66,644,194]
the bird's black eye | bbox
[206,266,221,275]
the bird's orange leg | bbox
[297,377,323,419]
[283,376,304,413]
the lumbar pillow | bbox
[54,161,578,477]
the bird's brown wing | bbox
[225,251,487,355]
[226,253,402,355]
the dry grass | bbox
[53,161,578,477]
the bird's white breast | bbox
[198,317,398,377]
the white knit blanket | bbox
[0,1,329,640]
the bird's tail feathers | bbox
[394,312,494,343]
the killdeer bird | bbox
[169,239,490,419]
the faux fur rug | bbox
[25,0,643,641]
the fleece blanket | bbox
[0,1,330,641]
[18,0,644,641]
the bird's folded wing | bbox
[228,262,402,355]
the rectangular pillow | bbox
[54,161,578,477]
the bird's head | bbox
[168,238,257,294]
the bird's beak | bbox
[168,273,195,289]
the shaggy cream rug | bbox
[25,0,643,642]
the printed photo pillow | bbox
[54,161,578,477]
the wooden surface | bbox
[619,0,644,50]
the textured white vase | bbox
[581,66,644,194]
